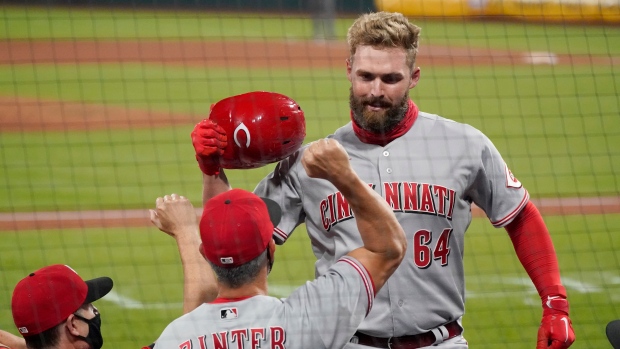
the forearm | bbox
[505,201,565,298]
[338,173,405,292]
[0,330,26,349]
[202,171,231,206]
[176,228,218,313]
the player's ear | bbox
[64,314,81,337]
[409,67,421,89]
[346,58,353,82]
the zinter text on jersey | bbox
[177,327,286,349]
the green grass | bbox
[0,7,317,40]
[416,65,620,197]
[464,214,620,349]
[414,18,620,55]
[0,8,618,348]
[0,64,348,114]
[1,63,618,211]
[0,125,281,211]
[1,215,619,349]
[2,6,619,55]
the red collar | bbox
[210,295,254,304]
[351,99,419,146]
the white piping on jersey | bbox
[273,227,287,243]
[491,190,530,227]
[339,256,374,316]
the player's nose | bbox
[369,79,384,98]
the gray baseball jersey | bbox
[254,112,528,337]
[154,256,374,349]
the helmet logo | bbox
[233,122,251,148]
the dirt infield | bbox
[1,197,619,231]
[2,38,618,133]
[0,96,199,132]
[2,40,617,68]
[1,38,618,230]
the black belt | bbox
[351,320,462,349]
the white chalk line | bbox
[103,290,183,309]
[103,274,618,309]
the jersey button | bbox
[398,300,404,307]
[383,151,389,157]
[386,168,393,174]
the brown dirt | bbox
[0,96,198,132]
[1,39,617,133]
[0,39,617,230]
[2,40,616,68]
[1,197,618,231]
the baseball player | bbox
[152,139,406,349]
[191,12,575,349]
[10,265,113,349]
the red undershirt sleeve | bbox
[504,201,567,299]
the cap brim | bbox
[84,277,114,304]
[261,197,282,227]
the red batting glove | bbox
[190,119,227,176]
[537,295,575,349]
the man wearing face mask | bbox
[11,264,113,349]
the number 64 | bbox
[413,228,453,268]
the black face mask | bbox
[73,313,103,349]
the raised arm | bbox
[202,171,231,207]
[191,118,232,206]
[301,139,406,292]
[0,330,26,349]
[150,193,218,313]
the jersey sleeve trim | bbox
[338,256,375,316]
[272,227,288,244]
[491,190,530,227]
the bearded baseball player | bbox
[153,139,406,349]
[191,12,575,349]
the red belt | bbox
[351,321,462,349]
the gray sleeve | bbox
[283,256,374,348]
[254,149,306,244]
[465,133,529,227]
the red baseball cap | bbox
[11,264,113,336]
[200,189,282,268]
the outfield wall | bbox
[376,0,620,23]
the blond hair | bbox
[347,12,421,68]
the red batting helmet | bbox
[208,91,306,169]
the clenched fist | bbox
[537,295,575,349]
[301,139,353,185]
[191,119,227,176]
[149,193,198,238]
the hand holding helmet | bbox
[191,119,228,175]
[191,91,306,172]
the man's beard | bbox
[349,88,409,134]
